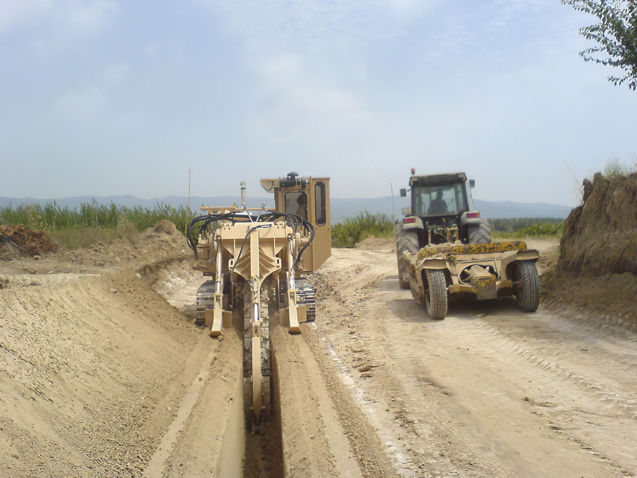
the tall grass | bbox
[332,212,395,248]
[603,155,637,178]
[0,201,195,249]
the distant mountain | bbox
[332,197,573,221]
[0,195,573,222]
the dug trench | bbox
[151,258,394,477]
[0,225,391,477]
[3,219,637,477]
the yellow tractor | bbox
[186,172,330,431]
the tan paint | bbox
[261,175,332,273]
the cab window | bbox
[285,191,307,219]
[314,182,326,226]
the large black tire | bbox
[425,270,448,319]
[396,223,419,289]
[515,261,540,312]
[468,219,492,244]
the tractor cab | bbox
[400,171,485,246]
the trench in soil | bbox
[243,348,284,478]
[144,260,285,477]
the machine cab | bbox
[260,172,331,272]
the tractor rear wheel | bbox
[425,270,448,320]
[468,219,492,244]
[515,261,540,312]
[396,223,419,289]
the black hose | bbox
[187,210,315,266]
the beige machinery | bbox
[186,172,330,431]
[397,170,541,319]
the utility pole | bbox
[188,168,191,214]
[391,183,395,221]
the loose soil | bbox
[1,223,636,477]
[544,173,637,331]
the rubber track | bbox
[427,269,448,319]
[516,261,541,312]
[396,223,419,289]
[195,280,215,326]
[296,278,316,321]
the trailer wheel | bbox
[425,270,448,320]
[468,219,492,244]
[515,261,540,312]
[396,223,419,289]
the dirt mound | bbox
[560,172,637,275]
[354,236,395,252]
[0,225,57,259]
[144,219,182,238]
[542,173,637,331]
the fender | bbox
[401,216,424,232]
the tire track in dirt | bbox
[273,325,396,477]
[312,244,637,477]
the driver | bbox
[428,190,449,215]
[296,194,308,219]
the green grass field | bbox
[1,201,565,251]
[331,213,564,248]
[0,202,195,249]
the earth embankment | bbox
[0,221,247,477]
[560,172,637,275]
[543,172,637,331]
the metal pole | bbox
[391,183,395,221]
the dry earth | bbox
[1,230,637,477]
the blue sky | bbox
[1,0,635,206]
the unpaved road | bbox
[2,232,637,477]
[309,239,637,477]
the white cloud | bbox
[52,85,107,121]
[103,62,129,85]
[0,0,117,36]
[49,61,127,121]
[143,44,159,56]
[1,0,119,56]
[249,53,371,141]
[61,0,117,36]
[197,0,443,142]
[0,0,53,33]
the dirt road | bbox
[1,231,636,477]
[310,240,637,477]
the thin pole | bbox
[391,183,395,221]
[188,168,191,213]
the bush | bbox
[332,212,395,248]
